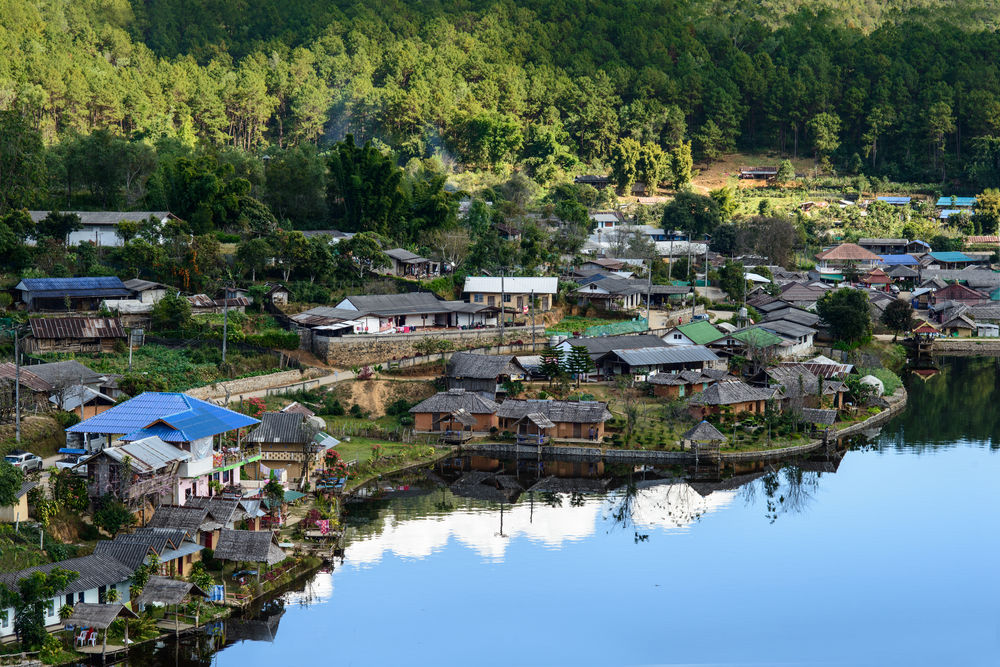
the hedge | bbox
[246,331,301,350]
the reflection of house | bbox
[0,481,34,523]
[16,277,131,311]
[226,608,285,643]
[0,555,135,641]
[25,317,126,354]
[445,352,529,398]
[497,399,613,441]
[462,277,558,312]
[686,381,779,419]
[409,389,500,434]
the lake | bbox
[138,357,1000,667]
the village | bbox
[2,180,998,666]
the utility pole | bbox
[499,269,505,340]
[689,231,696,322]
[531,289,536,351]
[645,254,653,331]
[14,326,21,446]
[127,327,133,372]
[222,284,229,363]
[704,234,710,314]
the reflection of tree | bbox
[749,466,819,524]
[541,492,562,508]
[604,480,649,543]
[569,492,586,508]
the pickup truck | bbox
[55,454,88,475]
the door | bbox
[517,296,523,309]
[431,412,440,431]
[573,423,582,438]
[488,296,495,306]
[98,586,106,603]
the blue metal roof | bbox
[878,254,920,265]
[876,197,911,205]
[935,197,977,207]
[16,276,130,298]
[66,392,258,441]
[938,209,964,219]
[927,251,974,263]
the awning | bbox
[59,448,87,455]
[283,491,306,503]
[159,541,205,562]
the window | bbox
[186,554,193,564]
[488,296,495,306]
[78,592,84,603]
[503,294,512,302]
[46,600,55,617]
[474,294,483,303]
[1,610,8,628]
[673,334,682,340]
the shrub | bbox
[245,331,300,349]
[385,398,413,416]
[54,411,81,429]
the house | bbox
[877,254,921,269]
[29,360,109,412]
[662,321,726,346]
[858,238,908,255]
[572,279,644,310]
[574,175,611,190]
[212,530,286,568]
[188,294,250,314]
[0,363,54,410]
[244,412,322,484]
[66,392,260,500]
[646,284,693,305]
[739,166,778,179]
[290,306,366,336]
[24,317,126,354]
[905,240,931,255]
[79,436,192,508]
[686,381,780,419]
[885,265,920,284]
[95,526,205,577]
[280,402,315,418]
[123,279,170,304]
[380,248,440,278]
[909,287,934,309]
[923,251,979,270]
[874,196,911,206]
[941,312,976,336]
[0,481,35,523]
[779,281,829,306]
[0,554,136,640]
[462,277,559,313]
[496,399,613,442]
[495,223,522,241]
[762,305,821,329]
[26,211,178,247]
[582,258,625,272]
[333,292,494,332]
[930,283,985,306]
[445,353,529,398]
[813,244,882,283]
[15,277,131,311]
[51,385,116,419]
[595,345,721,379]
[757,320,817,352]
[648,369,731,399]
[185,496,244,543]
[590,213,621,230]
[263,283,292,306]
[757,365,846,409]
[862,268,892,289]
[555,334,670,380]
[409,389,500,434]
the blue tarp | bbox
[58,448,87,454]
[878,254,920,265]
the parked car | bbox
[692,314,710,322]
[55,454,88,475]
[4,450,43,472]
[889,284,900,294]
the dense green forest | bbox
[3,0,1000,235]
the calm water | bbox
[138,357,1000,667]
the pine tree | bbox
[539,346,565,387]
[567,345,596,387]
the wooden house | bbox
[445,352,529,398]
[380,248,441,278]
[648,369,732,399]
[596,345,721,379]
[686,381,779,420]
[929,283,985,306]
[572,279,644,310]
[25,317,126,354]
[858,238,908,255]
[244,412,319,484]
[755,365,847,409]
[409,389,499,434]
[264,282,292,306]
[0,362,54,410]
[496,399,613,442]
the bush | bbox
[385,398,413,416]
[289,281,331,305]
[399,416,414,426]
[215,231,241,243]
[53,411,81,429]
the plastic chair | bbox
[87,630,98,646]
[76,630,89,646]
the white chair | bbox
[87,630,98,646]
[75,630,89,646]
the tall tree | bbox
[0,111,45,215]
[327,135,406,235]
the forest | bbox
[2,0,1000,251]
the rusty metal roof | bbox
[0,362,54,392]
[29,317,125,339]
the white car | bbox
[4,450,43,472]
[55,454,88,475]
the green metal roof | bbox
[732,328,784,347]
[927,251,974,263]
[675,320,726,345]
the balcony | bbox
[210,445,262,473]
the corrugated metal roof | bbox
[123,279,169,292]
[385,248,427,262]
[559,334,668,356]
[673,321,725,345]
[463,277,558,294]
[878,254,920,265]
[0,362,54,392]
[446,353,526,379]
[49,385,116,411]
[15,276,131,298]
[876,197,911,204]
[340,292,446,316]
[280,402,315,418]
[66,391,259,440]
[758,320,817,338]
[610,345,719,367]
[91,436,191,473]
[935,197,976,207]
[30,359,106,386]
[246,412,308,443]
[859,238,907,245]
[29,317,125,339]
[0,554,134,596]
[927,251,974,263]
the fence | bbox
[265,379,323,396]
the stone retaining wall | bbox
[314,326,547,367]
[185,368,327,400]
[932,339,1000,354]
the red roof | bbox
[913,323,938,334]
[863,269,892,284]
[815,243,882,262]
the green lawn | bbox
[546,315,628,335]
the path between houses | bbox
[228,369,357,401]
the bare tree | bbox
[421,228,472,271]
[611,374,645,448]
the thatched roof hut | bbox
[135,575,208,606]
[682,421,727,443]
[213,529,287,565]
[66,603,137,629]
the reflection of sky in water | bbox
[341,482,736,566]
